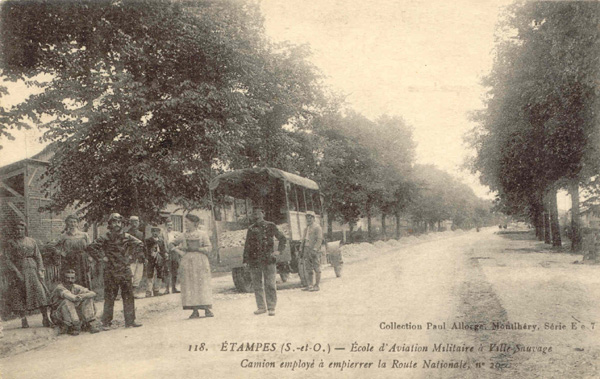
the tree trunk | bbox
[367,209,372,241]
[549,188,562,247]
[327,215,333,240]
[381,214,387,240]
[543,210,551,244]
[437,220,441,231]
[349,223,355,244]
[395,213,401,239]
[569,181,583,252]
[533,207,543,241]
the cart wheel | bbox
[280,272,290,283]
[232,267,253,293]
[334,264,343,278]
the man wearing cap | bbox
[50,269,99,335]
[243,207,286,316]
[145,226,168,297]
[87,213,143,328]
[126,216,146,297]
[301,211,323,292]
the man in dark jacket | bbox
[87,213,143,329]
[243,207,286,316]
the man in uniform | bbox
[301,211,324,292]
[126,216,146,298]
[50,269,100,335]
[164,220,181,294]
[243,207,286,316]
[145,226,168,297]
[87,213,143,329]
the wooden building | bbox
[0,146,72,242]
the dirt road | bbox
[1,229,598,379]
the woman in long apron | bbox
[4,221,52,328]
[175,214,214,319]
[56,215,92,288]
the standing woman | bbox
[56,215,92,289]
[4,221,52,328]
[175,214,214,319]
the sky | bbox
[0,0,517,199]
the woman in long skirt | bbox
[175,214,213,318]
[4,221,52,328]
[55,215,92,288]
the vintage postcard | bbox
[0,1,598,378]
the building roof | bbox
[209,167,319,199]
[581,205,600,215]
[0,144,55,175]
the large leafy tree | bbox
[468,1,599,249]
[0,0,324,222]
[308,112,371,236]
[305,110,418,240]
[372,115,416,238]
[410,165,491,231]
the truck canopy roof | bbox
[209,167,319,198]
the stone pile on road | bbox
[218,229,247,248]
[218,223,292,248]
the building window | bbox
[170,215,183,232]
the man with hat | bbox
[126,216,146,297]
[145,225,169,297]
[301,211,323,292]
[87,213,144,328]
[50,269,99,335]
[243,207,287,316]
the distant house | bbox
[581,205,600,229]
[0,146,72,241]
[564,205,600,230]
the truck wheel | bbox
[280,272,290,283]
[232,267,253,293]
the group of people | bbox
[2,205,323,335]
[3,211,215,335]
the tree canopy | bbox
[0,0,324,222]
[467,1,600,248]
[1,0,492,235]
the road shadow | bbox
[497,231,536,240]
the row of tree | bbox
[0,0,494,238]
[467,1,600,250]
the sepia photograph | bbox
[0,0,598,378]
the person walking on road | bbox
[50,269,100,335]
[301,211,323,292]
[173,214,213,319]
[243,207,286,316]
[3,220,52,329]
[86,213,143,329]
